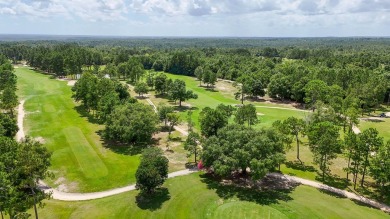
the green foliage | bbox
[136,147,169,194]
[307,121,342,181]
[370,140,390,190]
[0,137,52,219]
[358,128,383,187]
[154,73,168,95]
[184,132,201,163]
[168,79,198,106]
[202,124,285,179]
[234,104,258,127]
[134,82,149,97]
[0,113,18,138]
[166,112,181,136]
[199,106,229,137]
[157,104,174,126]
[105,103,158,144]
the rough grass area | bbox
[30,173,389,219]
[16,67,141,192]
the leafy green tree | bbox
[0,113,18,138]
[157,104,174,126]
[194,66,204,86]
[97,91,120,122]
[304,80,329,110]
[216,104,235,118]
[168,79,198,107]
[370,140,390,191]
[1,87,18,115]
[359,128,383,187]
[199,107,228,137]
[201,125,285,179]
[283,117,306,162]
[146,72,155,88]
[154,73,167,95]
[72,72,99,112]
[184,132,201,163]
[0,137,52,219]
[267,73,292,100]
[105,103,158,144]
[307,121,342,181]
[136,147,169,194]
[134,82,148,97]
[166,112,180,137]
[234,104,258,127]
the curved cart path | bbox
[16,100,389,213]
[39,169,198,201]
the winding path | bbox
[16,99,389,213]
[15,99,26,141]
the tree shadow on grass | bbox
[74,105,103,125]
[135,188,171,211]
[200,173,296,205]
[285,161,316,172]
[96,130,149,156]
[315,174,349,190]
[173,106,198,112]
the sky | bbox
[0,0,389,37]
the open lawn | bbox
[30,173,389,219]
[16,67,141,192]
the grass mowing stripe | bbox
[63,127,108,179]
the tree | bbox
[166,112,180,137]
[184,132,201,163]
[154,73,167,95]
[370,140,390,191]
[307,121,342,181]
[201,125,285,179]
[168,79,198,107]
[234,104,258,127]
[304,80,329,110]
[105,103,158,144]
[359,128,383,187]
[134,82,148,97]
[157,104,174,126]
[136,147,169,194]
[199,107,228,137]
[194,66,204,86]
[97,91,120,122]
[1,87,18,115]
[0,137,52,219]
[0,113,18,138]
[283,117,306,162]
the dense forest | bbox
[1,37,389,114]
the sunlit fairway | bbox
[30,173,389,219]
[16,67,141,192]
[148,72,306,130]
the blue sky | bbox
[0,0,389,37]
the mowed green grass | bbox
[155,73,306,130]
[16,67,140,192]
[360,119,390,142]
[31,173,389,219]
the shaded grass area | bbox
[30,173,389,219]
[16,67,140,192]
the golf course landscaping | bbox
[15,67,390,218]
[16,67,141,192]
[30,173,389,219]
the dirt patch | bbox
[35,136,46,144]
[67,80,76,86]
